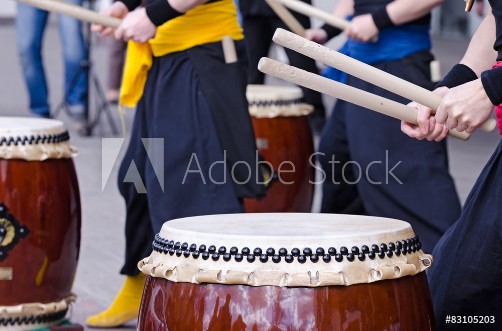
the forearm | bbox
[460,12,497,75]
[386,0,443,26]
[436,13,496,89]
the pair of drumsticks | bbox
[15,0,495,140]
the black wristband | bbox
[115,0,139,12]
[371,7,394,30]
[481,67,502,106]
[435,64,478,89]
[320,23,342,41]
[145,0,183,27]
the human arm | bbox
[346,0,444,42]
[384,0,444,26]
[93,0,211,43]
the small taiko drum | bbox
[138,213,435,330]
[245,85,314,212]
[0,117,81,330]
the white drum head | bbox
[0,117,75,160]
[0,117,65,137]
[246,85,314,118]
[139,213,432,287]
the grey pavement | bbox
[0,15,500,331]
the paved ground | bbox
[0,12,500,330]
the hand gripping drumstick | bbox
[276,0,378,42]
[265,0,306,37]
[258,57,470,140]
[14,0,121,29]
[272,28,497,133]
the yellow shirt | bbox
[120,0,244,107]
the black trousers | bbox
[118,42,259,275]
[318,51,461,253]
[241,15,326,129]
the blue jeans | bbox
[16,1,88,117]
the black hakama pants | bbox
[429,140,502,330]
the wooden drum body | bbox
[138,214,435,330]
[0,118,81,330]
[244,85,314,212]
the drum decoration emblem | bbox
[0,203,29,261]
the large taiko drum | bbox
[245,85,314,212]
[0,117,81,330]
[137,213,435,330]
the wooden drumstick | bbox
[222,36,238,64]
[265,0,306,37]
[465,0,475,12]
[277,0,349,30]
[14,0,121,29]
[430,60,442,83]
[272,28,497,133]
[258,57,470,140]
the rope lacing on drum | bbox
[249,98,304,107]
[0,131,70,147]
[0,309,67,327]
[150,233,423,264]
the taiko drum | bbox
[137,213,435,330]
[244,85,315,212]
[0,117,81,330]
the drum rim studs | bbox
[150,235,423,265]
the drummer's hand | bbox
[91,2,128,37]
[305,28,328,44]
[436,79,494,134]
[401,87,449,141]
[345,14,378,42]
[115,8,156,43]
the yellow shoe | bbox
[85,274,145,328]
